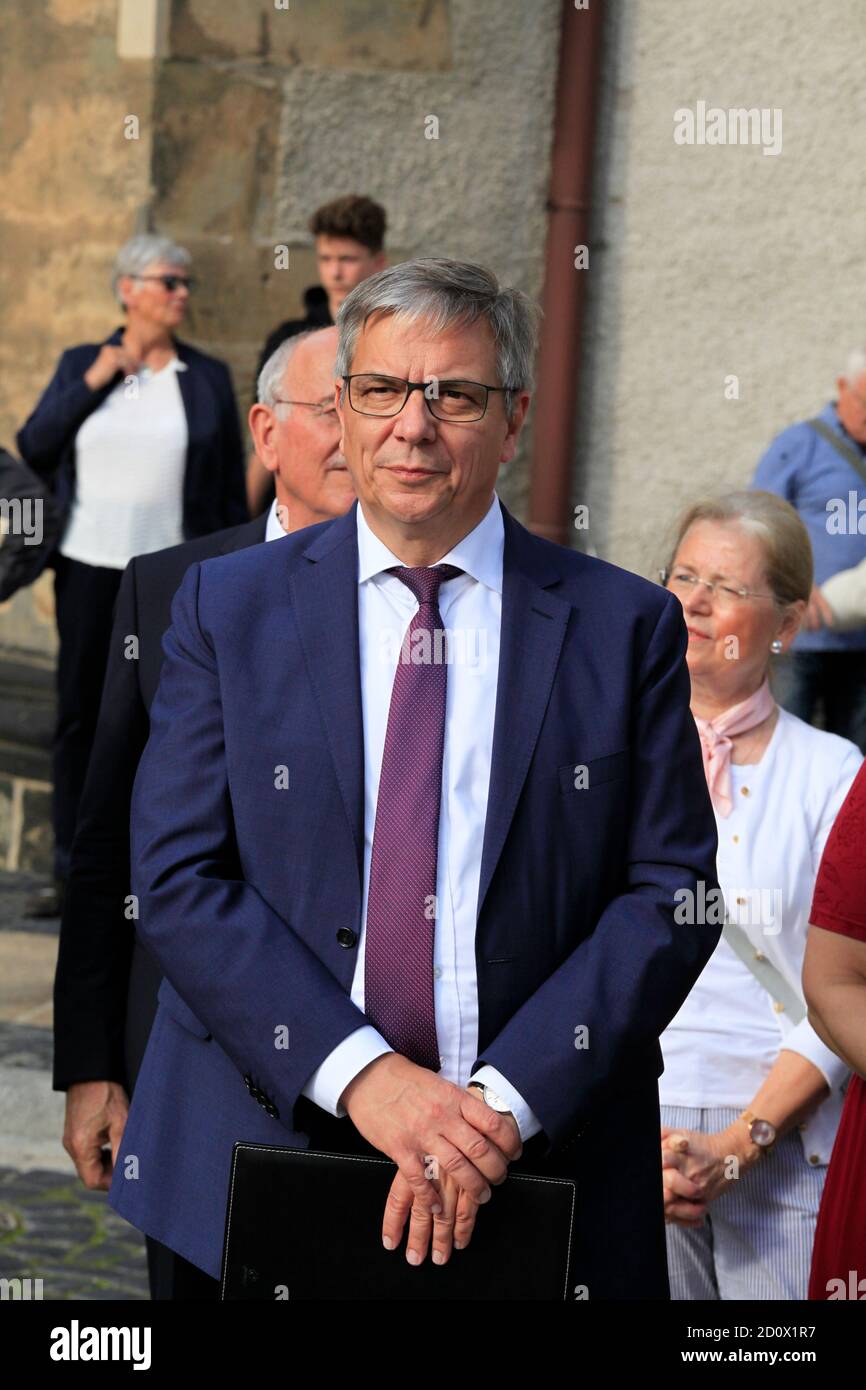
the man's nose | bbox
[394,388,438,442]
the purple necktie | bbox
[364,564,462,1070]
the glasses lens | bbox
[429,380,487,420]
[350,375,406,414]
[668,573,699,595]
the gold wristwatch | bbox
[740,1109,777,1153]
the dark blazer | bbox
[109,498,721,1297]
[16,327,249,550]
[52,513,268,1095]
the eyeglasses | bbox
[272,399,339,419]
[660,568,775,605]
[343,374,513,422]
[132,274,196,293]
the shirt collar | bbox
[356,491,504,595]
[140,355,187,375]
[106,328,187,371]
[265,498,286,542]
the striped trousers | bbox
[659,1104,827,1300]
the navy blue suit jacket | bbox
[110,499,720,1297]
[16,326,248,548]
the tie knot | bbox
[389,564,462,606]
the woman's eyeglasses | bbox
[659,568,774,605]
[132,274,196,293]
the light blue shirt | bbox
[752,402,866,650]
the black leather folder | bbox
[220,1142,578,1300]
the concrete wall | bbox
[577,0,866,578]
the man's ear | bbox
[248,404,278,473]
[335,380,347,452]
[499,391,531,465]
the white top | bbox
[659,706,862,1164]
[299,492,543,1141]
[60,357,188,570]
[264,497,287,541]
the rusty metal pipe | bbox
[529,0,605,545]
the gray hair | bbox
[112,235,191,307]
[334,257,540,420]
[843,347,866,384]
[663,490,813,608]
[256,330,319,409]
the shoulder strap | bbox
[721,919,806,1025]
[808,417,866,489]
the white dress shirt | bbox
[264,497,287,542]
[659,707,862,1165]
[300,492,542,1140]
[60,357,188,569]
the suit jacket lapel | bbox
[282,499,573,917]
[288,503,365,895]
[476,504,573,922]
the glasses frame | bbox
[131,274,196,293]
[342,373,512,422]
[659,567,776,604]
[271,398,339,418]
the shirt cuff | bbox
[781,1017,851,1094]
[470,1065,543,1142]
[301,1025,393,1117]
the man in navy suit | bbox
[110,258,720,1299]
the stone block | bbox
[152,62,281,241]
[169,0,452,73]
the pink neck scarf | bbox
[692,678,776,818]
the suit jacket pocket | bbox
[559,747,630,793]
[157,977,212,1040]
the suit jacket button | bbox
[336,928,357,949]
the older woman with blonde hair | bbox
[657,490,862,1299]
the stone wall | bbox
[0,0,562,665]
[0,0,157,662]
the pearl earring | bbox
[770,639,783,654]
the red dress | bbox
[808,759,866,1301]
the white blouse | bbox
[60,357,188,570]
[659,706,862,1166]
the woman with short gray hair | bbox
[657,490,862,1299]
[16,233,247,915]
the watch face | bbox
[751,1119,776,1147]
[483,1087,512,1114]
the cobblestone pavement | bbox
[0,868,149,1301]
[0,1165,148,1300]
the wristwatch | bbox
[740,1110,777,1153]
[468,1081,513,1115]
